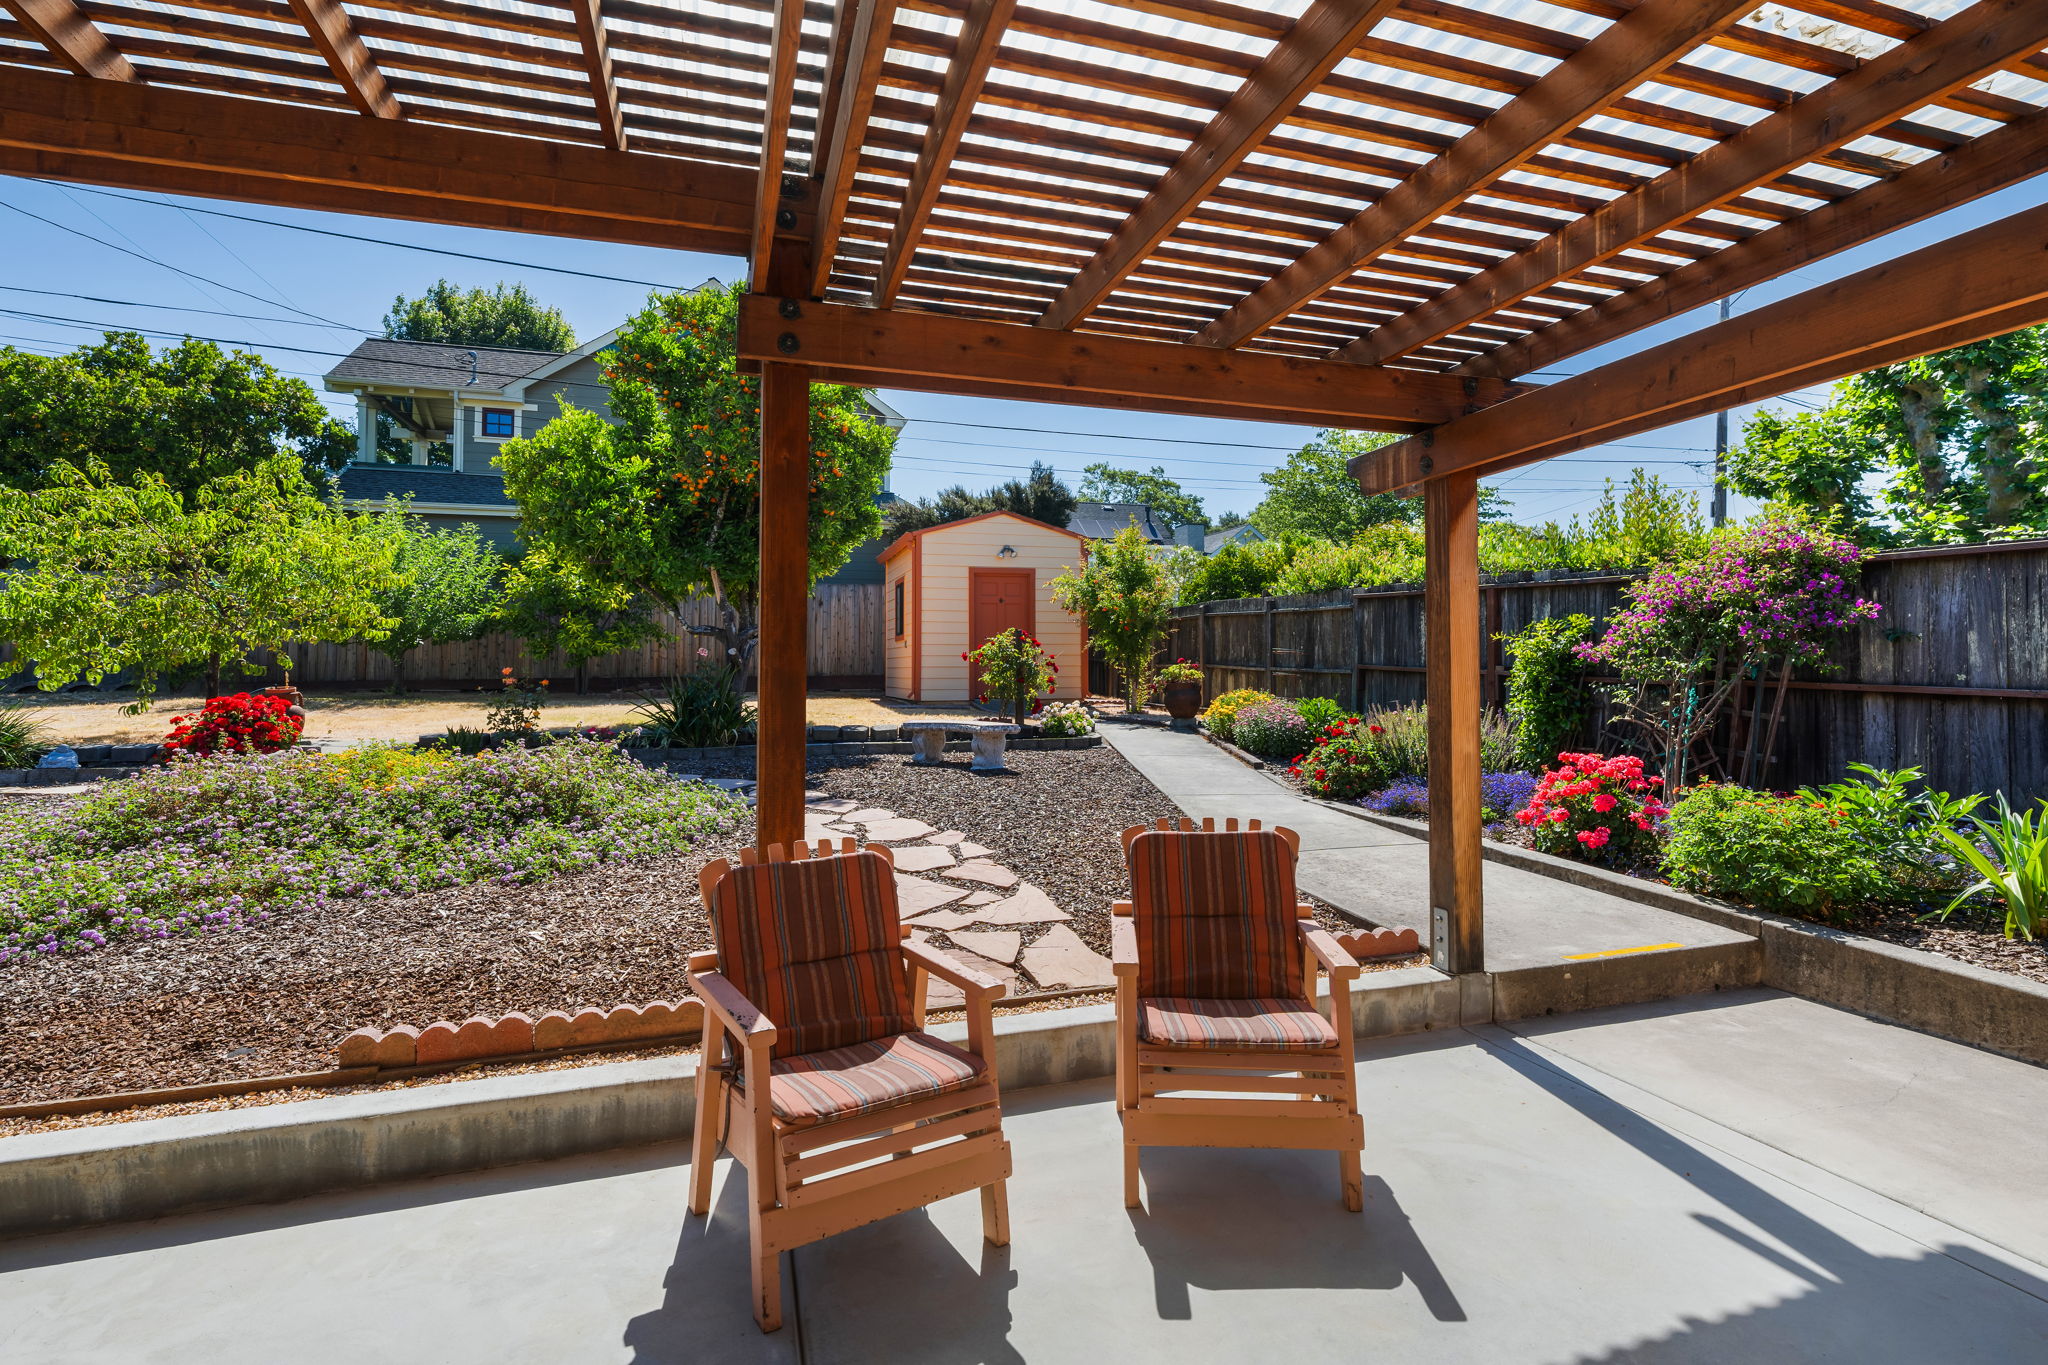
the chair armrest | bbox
[690,969,780,1047]
[1299,923,1362,981]
[1111,917,1140,979]
[902,938,1007,1001]
[1111,899,1134,917]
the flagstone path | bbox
[802,799,1115,1004]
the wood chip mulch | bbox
[1,742,1354,1109]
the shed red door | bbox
[968,568,1035,653]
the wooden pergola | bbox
[5,0,2048,975]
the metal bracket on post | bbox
[1431,904,1451,972]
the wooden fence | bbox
[0,584,885,694]
[1165,539,2048,805]
[279,583,884,690]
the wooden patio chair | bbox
[687,837,1013,1332]
[1113,817,1365,1212]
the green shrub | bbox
[0,740,745,963]
[1201,688,1272,743]
[1500,614,1592,771]
[1661,783,1886,919]
[632,667,756,749]
[1294,696,1349,731]
[427,725,497,756]
[0,706,51,768]
[1808,764,1980,907]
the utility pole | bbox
[1711,294,1736,527]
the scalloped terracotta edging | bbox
[338,1000,704,1070]
[1335,927,1422,960]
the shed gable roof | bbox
[876,509,1086,566]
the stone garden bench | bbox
[899,719,1022,772]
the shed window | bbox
[893,579,906,638]
[481,409,515,438]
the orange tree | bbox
[496,283,893,674]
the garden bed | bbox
[1,743,1352,1107]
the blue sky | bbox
[1,169,2041,527]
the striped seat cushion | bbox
[1140,996,1339,1052]
[1127,828,1302,1001]
[709,849,914,1060]
[767,1031,988,1127]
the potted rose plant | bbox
[964,628,1055,725]
[1155,658,1204,721]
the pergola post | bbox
[1424,472,1483,974]
[756,360,810,850]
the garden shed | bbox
[878,512,1089,704]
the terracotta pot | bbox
[1161,679,1203,720]
[262,684,304,709]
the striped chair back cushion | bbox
[709,849,915,1060]
[1127,828,1302,1000]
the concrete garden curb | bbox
[0,967,1473,1239]
[1332,800,2048,1067]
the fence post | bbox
[1263,597,1276,694]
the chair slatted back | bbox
[708,846,914,1060]
[1125,822,1302,1000]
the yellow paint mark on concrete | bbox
[1562,942,1684,961]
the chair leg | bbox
[1123,1141,1142,1209]
[1339,1147,1363,1213]
[689,1056,722,1216]
[981,1178,1011,1246]
[752,1243,783,1333]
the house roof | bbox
[335,464,517,510]
[326,338,563,392]
[876,509,1087,566]
[1068,502,1169,543]
[1205,523,1265,554]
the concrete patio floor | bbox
[5,989,2044,1363]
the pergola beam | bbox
[1340,0,2048,367]
[869,0,1018,307]
[749,0,808,289]
[0,69,775,255]
[736,295,1531,430]
[1351,200,2048,494]
[565,0,624,151]
[285,0,399,120]
[810,0,899,298]
[1459,104,2048,381]
[3,0,135,80]
[1035,0,1405,332]
[1195,0,1757,351]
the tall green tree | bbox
[0,333,354,492]
[1079,463,1205,529]
[0,456,396,702]
[883,460,1076,538]
[1729,325,2048,543]
[496,283,893,671]
[383,280,576,352]
[494,547,664,690]
[359,505,506,692]
[1249,430,1413,541]
[1050,524,1175,712]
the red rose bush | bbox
[1515,752,1669,867]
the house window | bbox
[480,409,515,438]
[893,579,906,639]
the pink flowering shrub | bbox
[1515,752,1670,868]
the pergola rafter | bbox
[4,0,2047,975]
[285,0,400,120]
[2,0,133,80]
[1336,0,2048,367]
[1192,0,1759,351]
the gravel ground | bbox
[2,743,1353,1107]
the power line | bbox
[0,286,360,330]
[0,198,369,331]
[32,180,707,291]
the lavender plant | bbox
[0,739,745,965]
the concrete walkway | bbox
[5,990,2045,1363]
[1098,723,1750,973]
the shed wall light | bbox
[998,544,1017,557]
